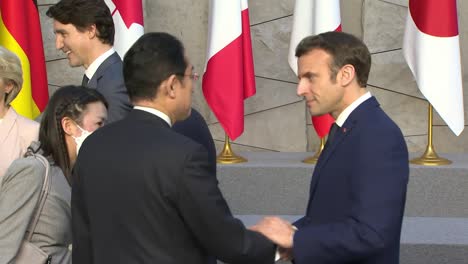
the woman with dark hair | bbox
[0,85,107,263]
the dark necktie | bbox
[327,123,340,145]
[81,74,89,87]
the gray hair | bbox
[0,46,23,105]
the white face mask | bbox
[72,124,93,154]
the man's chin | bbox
[67,60,82,68]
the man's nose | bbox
[297,80,307,97]
[55,35,64,50]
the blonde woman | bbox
[0,46,39,179]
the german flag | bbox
[0,0,48,119]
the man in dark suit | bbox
[251,32,409,264]
[72,32,275,264]
[47,0,217,158]
[47,0,132,123]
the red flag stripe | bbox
[335,24,342,32]
[241,7,255,99]
[0,0,48,111]
[312,115,335,138]
[409,0,458,37]
[203,35,245,140]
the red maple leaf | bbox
[110,0,144,29]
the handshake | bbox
[249,217,297,261]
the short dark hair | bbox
[39,85,108,183]
[295,31,371,87]
[46,0,114,45]
[123,32,187,102]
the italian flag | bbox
[202,0,255,141]
[288,0,341,138]
[0,0,48,119]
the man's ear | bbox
[161,74,178,99]
[339,64,356,87]
[62,117,76,136]
[88,24,97,39]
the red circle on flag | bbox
[409,0,458,37]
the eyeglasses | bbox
[177,72,199,81]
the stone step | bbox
[216,152,468,218]
[219,215,468,264]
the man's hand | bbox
[249,216,296,249]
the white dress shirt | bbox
[335,91,372,127]
[84,47,116,82]
[133,106,172,127]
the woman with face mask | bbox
[0,85,108,264]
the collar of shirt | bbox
[84,47,116,81]
[133,106,172,127]
[335,91,372,127]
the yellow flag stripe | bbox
[0,12,40,119]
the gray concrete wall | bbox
[38,0,468,153]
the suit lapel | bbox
[87,52,121,89]
[307,123,353,204]
[306,96,380,207]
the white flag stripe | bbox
[403,13,464,135]
[288,0,341,75]
[204,0,242,70]
[241,0,248,10]
[113,13,144,58]
[312,1,340,33]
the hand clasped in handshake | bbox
[250,217,296,261]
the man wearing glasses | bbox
[72,32,275,264]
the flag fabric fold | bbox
[202,0,255,140]
[0,0,48,119]
[104,0,144,58]
[403,0,464,136]
[288,0,341,138]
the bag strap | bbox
[24,154,51,241]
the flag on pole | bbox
[403,0,464,136]
[0,0,48,119]
[104,0,144,58]
[202,0,255,140]
[288,0,341,138]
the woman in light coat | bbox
[0,85,108,263]
[0,46,39,179]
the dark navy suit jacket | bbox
[87,52,132,123]
[173,108,217,171]
[293,96,409,264]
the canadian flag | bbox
[403,0,464,136]
[202,0,255,140]
[104,0,144,58]
[288,0,341,138]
